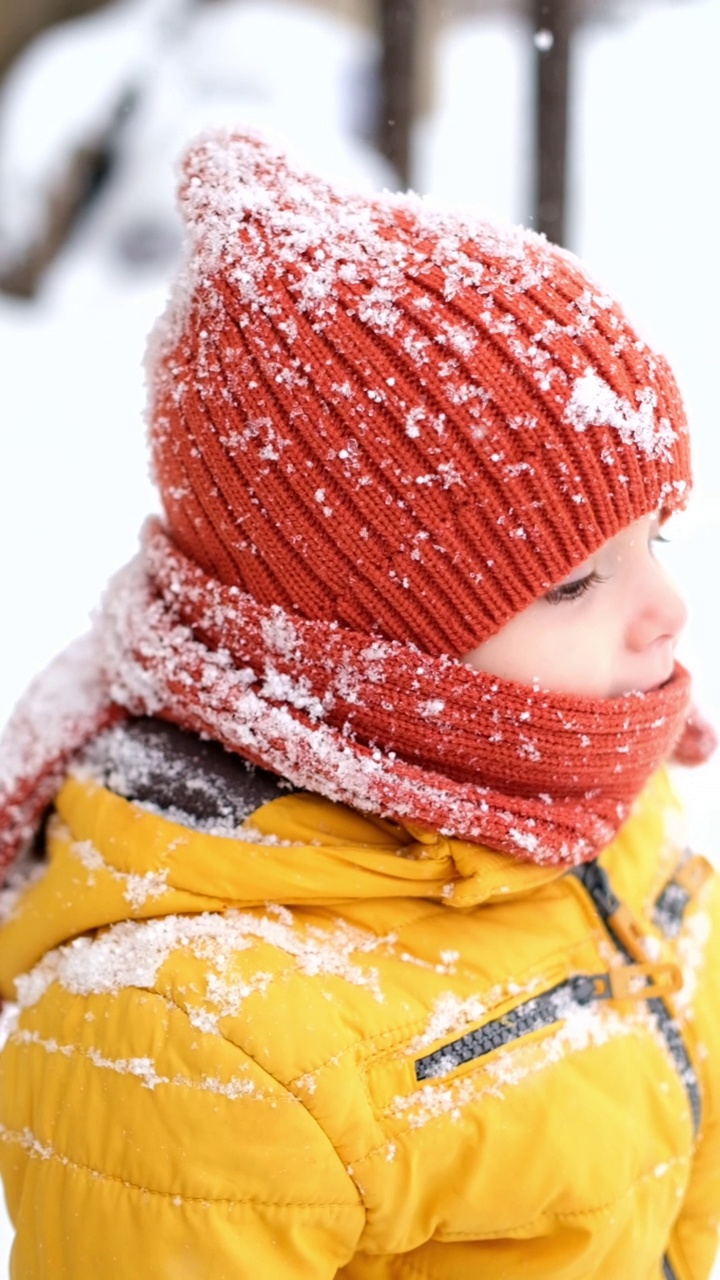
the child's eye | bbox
[545,571,606,605]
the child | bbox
[1,131,719,1280]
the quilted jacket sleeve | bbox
[0,982,365,1279]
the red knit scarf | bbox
[0,521,700,882]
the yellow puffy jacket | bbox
[1,726,720,1280]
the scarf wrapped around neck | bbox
[0,520,704,883]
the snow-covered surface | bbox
[0,0,387,306]
[2,0,720,1269]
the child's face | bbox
[462,515,686,698]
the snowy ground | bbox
[2,0,720,1270]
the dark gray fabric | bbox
[82,718,291,828]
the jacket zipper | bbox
[414,866,697,1278]
[415,860,701,1135]
[654,852,713,939]
[573,860,701,1136]
[416,972,625,1081]
[415,961,679,1083]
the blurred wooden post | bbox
[532,0,576,246]
[377,0,419,188]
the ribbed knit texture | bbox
[0,518,707,883]
[148,131,691,655]
[0,131,705,890]
[88,521,690,866]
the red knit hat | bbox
[148,131,691,656]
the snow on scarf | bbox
[0,520,704,883]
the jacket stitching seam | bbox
[366,949,578,1075]
[352,1033,690,1167]
[7,984,365,1212]
[288,933,599,1085]
[138,986,365,1208]
[341,931,617,1099]
[434,1152,692,1239]
[0,1125,359,1209]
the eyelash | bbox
[544,530,668,606]
[545,571,607,605]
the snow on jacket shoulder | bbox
[1,721,720,1280]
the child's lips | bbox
[643,657,677,693]
[623,648,677,695]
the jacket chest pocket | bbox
[367,860,702,1140]
[365,963,682,1115]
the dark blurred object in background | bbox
[0,0,108,79]
[0,0,701,297]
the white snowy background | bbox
[1,0,720,1269]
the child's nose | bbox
[626,563,687,651]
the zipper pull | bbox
[569,973,615,1004]
[571,963,683,1005]
[607,962,683,1000]
[675,853,713,897]
[603,902,648,956]
[576,861,661,961]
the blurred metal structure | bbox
[375,0,689,232]
[454,0,693,18]
[532,0,575,245]
[376,0,419,186]
[0,0,700,294]
[0,0,697,84]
